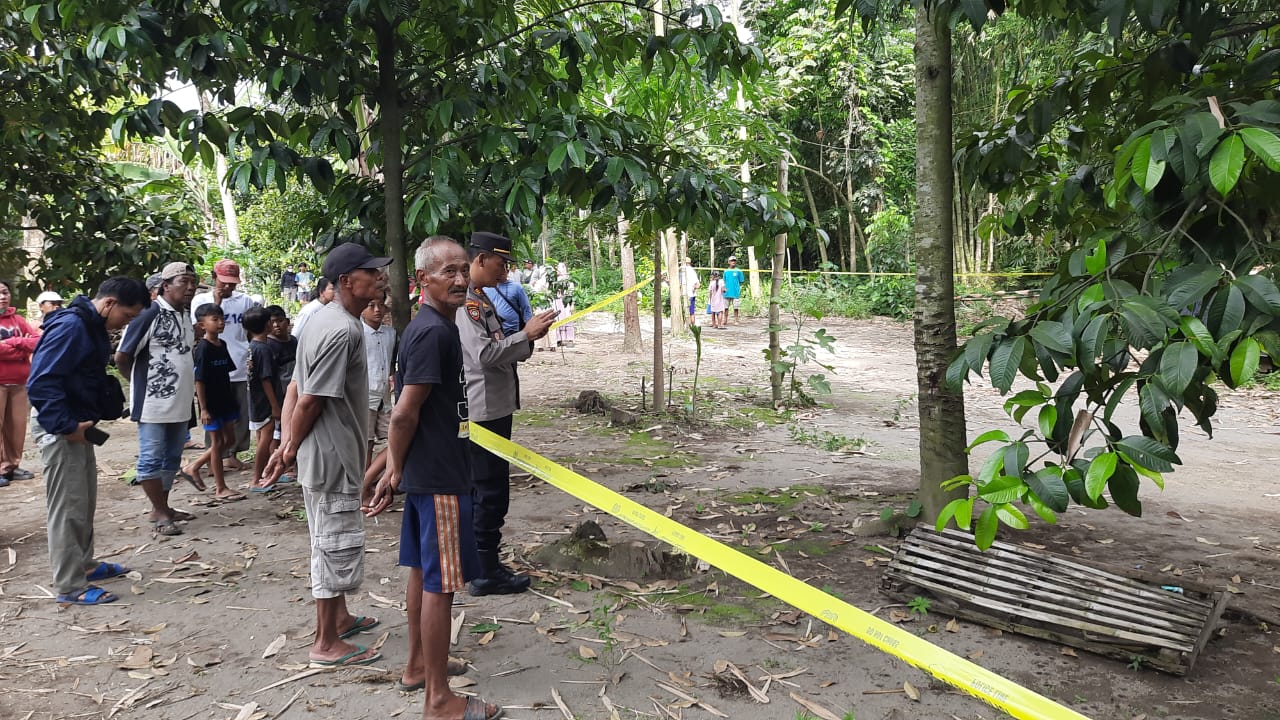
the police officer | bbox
[458,232,556,595]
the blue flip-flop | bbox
[85,562,130,582]
[57,585,118,606]
[250,484,278,493]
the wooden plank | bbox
[938,527,1216,610]
[896,538,1207,628]
[925,530,1213,614]
[890,552,1201,640]
[896,590,1191,675]
[884,563,1197,653]
[1186,591,1230,673]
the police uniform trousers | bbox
[469,413,514,573]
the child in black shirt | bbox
[244,307,284,490]
[183,303,243,501]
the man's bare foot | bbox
[308,640,378,665]
[224,457,246,471]
[424,695,501,720]
[214,489,247,501]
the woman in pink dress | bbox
[707,271,727,328]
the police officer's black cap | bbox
[470,232,515,261]
[322,242,393,281]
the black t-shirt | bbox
[396,304,471,495]
[246,339,283,423]
[194,339,237,419]
[268,335,298,383]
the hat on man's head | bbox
[36,291,63,305]
[322,242,393,282]
[145,273,164,292]
[161,261,197,281]
[213,259,241,283]
[470,232,515,261]
[727,256,737,262]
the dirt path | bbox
[1,313,1277,720]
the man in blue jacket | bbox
[28,277,150,606]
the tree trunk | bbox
[768,154,789,407]
[651,236,665,410]
[619,216,642,353]
[374,15,409,332]
[800,170,830,273]
[747,246,761,300]
[913,6,969,520]
[583,209,598,292]
[665,228,684,336]
[198,92,238,248]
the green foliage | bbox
[768,315,838,406]
[907,595,931,616]
[940,0,1280,541]
[237,185,329,294]
[865,206,912,273]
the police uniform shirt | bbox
[457,287,533,422]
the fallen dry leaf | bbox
[1195,536,1220,546]
[262,634,287,659]
[1061,647,1078,657]
[141,623,166,635]
[448,676,476,689]
[718,631,747,638]
[1231,574,1242,584]
[119,646,153,670]
[967,649,984,660]
[789,692,842,720]
[819,680,835,688]
[478,631,494,646]
[903,681,920,701]
[579,644,597,660]
[945,618,960,633]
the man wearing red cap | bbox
[190,259,258,470]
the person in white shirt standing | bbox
[293,277,335,340]
[361,293,396,465]
[116,262,200,536]
[190,259,257,471]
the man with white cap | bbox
[116,262,201,535]
[723,256,745,325]
[191,259,258,470]
[35,291,63,328]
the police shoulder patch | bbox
[466,303,482,322]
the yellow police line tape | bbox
[469,423,1090,720]
[550,276,653,331]
[697,268,1052,278]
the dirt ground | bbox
[1,311,1278,720]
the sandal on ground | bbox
[57,585,118,606]
[461,697,503,720]
[394,657,468,691]
[176,470,206,492]
[250,483,278,493]
[215,491,247,502]
[10,468,34,480]
[308,644,381,668]
[85,562,130,582]
[338,615,380,639]
[169,510,196,521]
[153,520,183,536]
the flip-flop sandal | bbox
[84,562,130,582]
[216,492,247,502]
[169,510,196,521]
[338,615,380,639]
[176,470,206,491]
[57,585,118,606]
[462,696,504,720]
[277,474,295,484]
[153,520,183,536]
[308,644,381,668]
[393,657,468,691]
[250,483,278,493]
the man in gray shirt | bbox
[264,241,391,667]
[458,232,555,595]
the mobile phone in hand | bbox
[84,426,110,446]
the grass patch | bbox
[669,582,785,626]
[758,538,838,558]
[515,408,559,428]
[723,484,827,510]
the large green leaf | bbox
[989,336,1026,393]
[1208,134,1244,196]
[1179,316,1218,363]
[995,503,1030,529]
[1239,127,1280,171]
[1028,320,1073,354]
[974,505,998,550]
[1114,436,1180,473]
[1084,452,1117,501]
[1235,275,1280,315]
[1230,337,1262,386]
[978,475,1024,504]
[1130,135,1166,192]
[1156,341,1197,395]
[1107,465,1143,517]
[1025,466,1070,512]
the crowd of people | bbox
[18,233,570,720]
